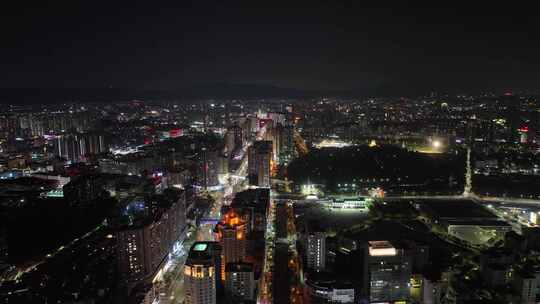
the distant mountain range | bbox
[0,83,534,104]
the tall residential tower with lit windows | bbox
[185,242,222,304]
[306,232,326,272]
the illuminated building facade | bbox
[215,210,247,266]
[52,132,109,163]
[115,193,187,295]
[330,197,369,209]
[83,132,109,155]
[185,242,221,304]
[364,241,411,303]
[306,232,326,272]
[248,140,272,187]
[53,134,85,163]
[230,188,270,234]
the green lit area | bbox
[193,243,207,251]
[45,189,64,198]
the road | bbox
[157,125,269,304]
[257,193,275,304]
[157,141,251,304]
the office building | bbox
[248,140,272,187]
[364,240,411,303]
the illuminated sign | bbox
[170,128,182,137]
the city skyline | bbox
[1,2,540,304]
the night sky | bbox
[1,1,539,94]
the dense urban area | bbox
[1,92,540,304]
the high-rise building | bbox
[215,210,247,267]
[83,132,109,155]
[224,262,255,301]
[53,134,85,163]
[232,124,243,149]
[306,232,326,272]
[364,240,411,303]
[29,115,44,137]
[0,114,20,138]
[197,148,220,189]
[248,140,272,187]
[115,192,187,295]
[264,122,280,162]
[184,242,221,304]
[52,132,108,163]
[230,188,270,234]
[278,123,295,164]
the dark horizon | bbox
[0,83,537,105]
[1,1,539,95]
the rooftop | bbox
[368,240,397,256]
[187,241,219,265]
[193,243,208,252]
